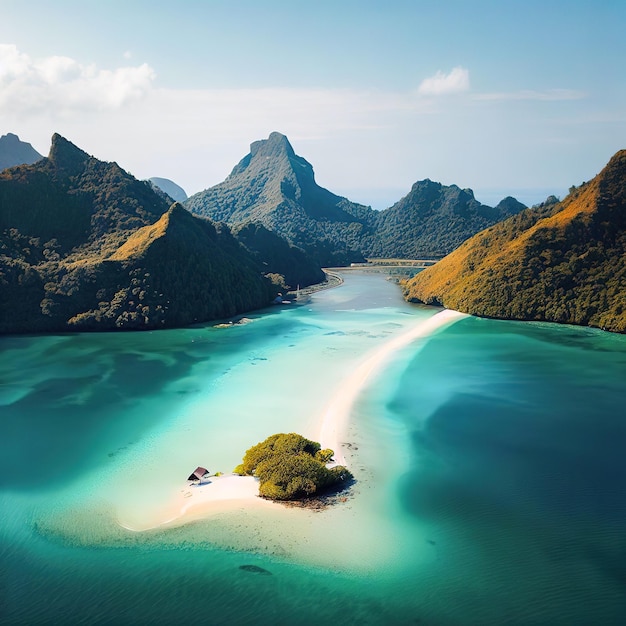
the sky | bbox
[1,0,624,208]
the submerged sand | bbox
[318,308,467,466]
[117,309,467,533]
[36,304,467,571]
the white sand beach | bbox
[319,308,468,466]
[117,474,277,531]
[120,308,468,532]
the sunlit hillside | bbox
[404,150,626,333]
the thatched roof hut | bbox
[188,466,210,482]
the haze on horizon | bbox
[1,0,624,209]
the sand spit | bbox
[121,309,467,532]
[319,308,468,465]
[117,475,278,532]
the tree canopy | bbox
[234,433,353,501]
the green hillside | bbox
[0,136,282,333]
[78,204,274,330]
[404,151,626,333]
[369,183,525,258]
[0,134,169,259]
[232,222,326,289]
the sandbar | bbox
[319,308,468,465]
[121,308,467,532]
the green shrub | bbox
[234,432,352,501]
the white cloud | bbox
[35,56,82,84]
[417,66,470,96]
[0,44,155,115]
[0,44,31,81]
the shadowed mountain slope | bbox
[231,222,326,290]
[0,133,170,261]
[404,150,626,333]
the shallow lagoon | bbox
[2,272,626,624]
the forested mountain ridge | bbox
[403,150,626,333]
[0,132,43,171]
[0,133,170,263]
[186,132,374,266]
[0,135,300,333]
[368,181,526,258]
[96,203,275,329]
[231,222,326,290]
[186,132,525,265]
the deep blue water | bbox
[391,318,626,623]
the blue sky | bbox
[1,0,624,208]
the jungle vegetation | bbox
[0,135,319,333]
[404,151,626,333]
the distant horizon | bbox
[5,126,613,211]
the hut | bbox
[188,466,210,484]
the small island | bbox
[234,433,353,501]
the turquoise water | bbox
[1,272,626,624]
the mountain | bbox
[149,177,188,203]
[368,181,526,258]
[1,134,168,258]
[403,150,626,333]
[0,133,43,171]
[186,132,525,265]
[99,203,273,329]
[186,132,375,266]
[0,135,283,333]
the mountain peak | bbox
[223,130,315,187]
[604,148,626,170]
[0,133,43,171]
[495,196,527,214]
[47,133,91,173]
[404,148,626,332]
[1,132,20,144]
[166,201,190,219]
[250,131,295,159]
[149,177,188,203]
[597,149,626,205]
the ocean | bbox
[1,271,625,625]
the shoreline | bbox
[318,308,468,467]
[287,269,344,300]
[120,308,468,532]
